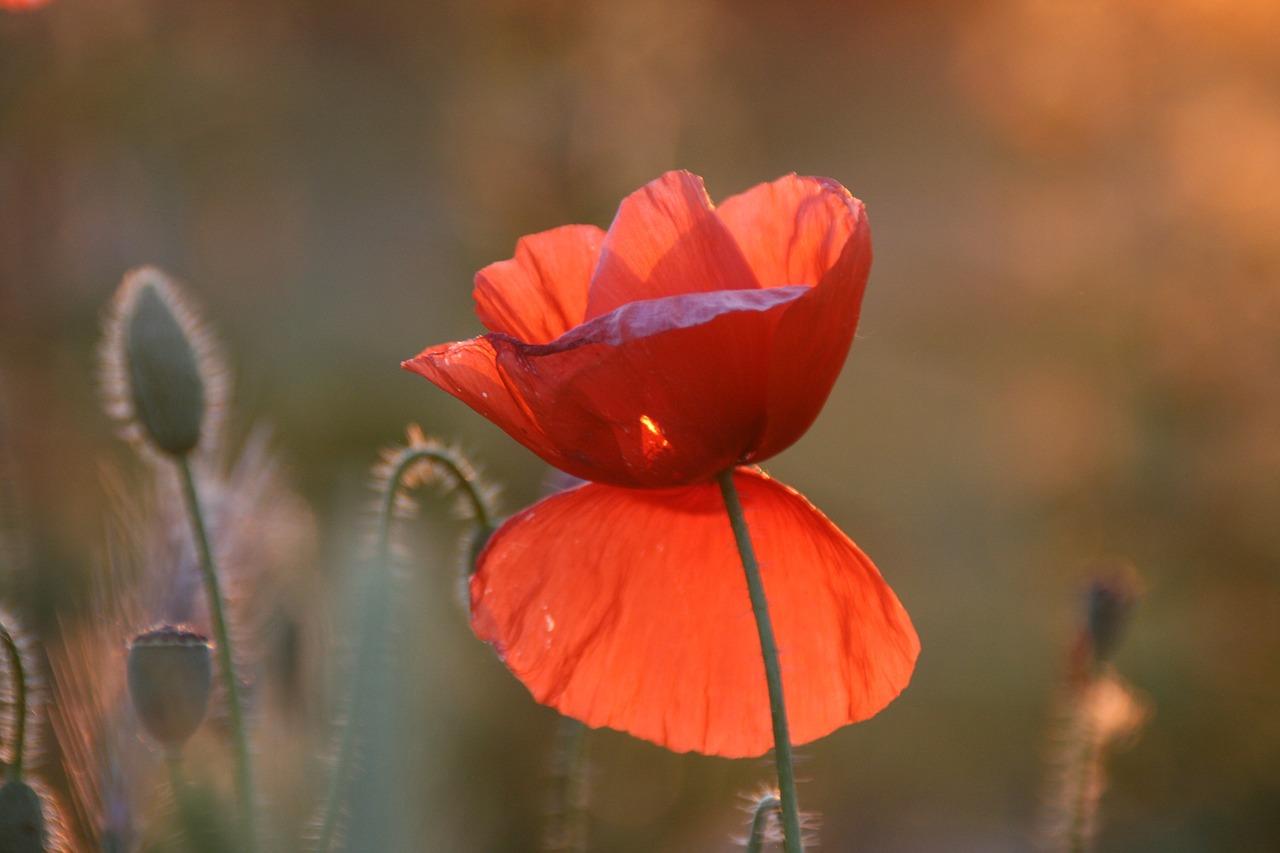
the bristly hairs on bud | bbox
[49,607,151,853]
[99,266,229,460]
[1,606,42,780]
[0,776,72,853]
[1038,672,1149,853]
[100,269,266,851]
[741,788,781,853]
[1039,562,1150,853]
[1,609,72,853]
[367,425,498,575]
[737,786,817,852]
[309,426,498,853]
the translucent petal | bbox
[584,171,759,320]
[471,469,918,757]
[474,224,604,344]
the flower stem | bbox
[165,749,195,847]
[745,792,781,853]
[372,446,495,566]
[176,456,258,853]
[1067,707,1101,853]
[314,443,495,853]
[717,469,805,853]
[544,718,591,853]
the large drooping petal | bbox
[473,224,604,344]
[470,468,919,758]
[407,286,805,488]
[584,171,760,321]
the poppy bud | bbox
[1083,559,1142,665]
[101,267,225,458]
[127,627,213,749]
[0,778,50,853]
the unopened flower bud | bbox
[0,778,50,853]
[127,627,213,748]
[101,267,225,458]
[1084,559,1142,664]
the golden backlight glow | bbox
[639,414,671,459]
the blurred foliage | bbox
[1,0,1278,850]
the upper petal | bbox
[474,224,605,344]
[470,468,919,758]
[407,287,803,487]
[716,174,864,289]
[584,171,760,320]
[746,190,872,463]
[401,336,556,459]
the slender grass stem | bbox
[314,444,494,853]
[0,621,27,781]
[176,456,258,853]
[717,468,805,853]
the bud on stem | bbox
[100,267,225,459]
[127,627,213,749]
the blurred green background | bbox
[3,0,1279,850]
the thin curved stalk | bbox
[745,792,781,853]
[314,444,494,853]
[544,718,591,853]
[176,457,257,853]
[717,469,804,853]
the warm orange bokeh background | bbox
[2,1,1278,850]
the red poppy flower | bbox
[404,171,918,757]
[0,0,53,11]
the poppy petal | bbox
[405,172,874,488]
[716,174,865,290]
[748,192,872,463]
[705,174,872,464]
[585,171,759,320]
[474,224,605,344]
[409,286,809,487]
[491,287,804,487]
[471,468,918,758]
[402,336,559,463]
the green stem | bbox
[745,793,781,853]
[314,444,494,853]
[717,469,805,853]
[176,457,258,853]
[544,718,591,853]
[0,621,26,780]
[372,447,495,566]
[165,749,194,846]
